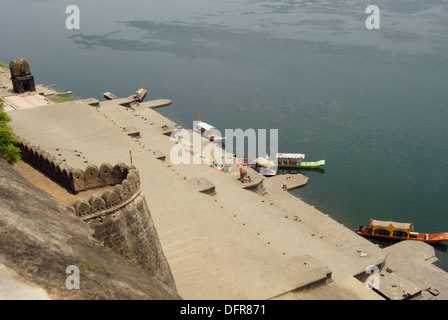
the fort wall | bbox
[0,157,180,300]
[84,191,176,291]
[14,136,177,291]
[15,137,129,194]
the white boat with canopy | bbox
[195,121,226,142]
[253,157,277,176]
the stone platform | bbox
[6,98,390,299]
[6,95,448,300]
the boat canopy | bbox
[196,122,215,131]
[370,219,413,231]
[255,157,272,167]
[276,153,305,160]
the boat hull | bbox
[257,168,277,176]
[277,160,325,169]
[104,92,118,100]
[357,227,448,244]
[129,88,147,102]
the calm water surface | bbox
[1,0,448,269]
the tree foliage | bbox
[0,98,21,164]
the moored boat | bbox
[297,160,326,168]
[252,157,277,176]
[357,219,448,244]
[104,92,118,100]
[275,153,325,169]
[129,88,147,102]
[194,121,226,144]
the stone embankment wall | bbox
[73,169,177,291]
[14,137,177,291]
[86,191,176,291]
[72,169,141,218]
[0,157,180,299]
[16,137,129,194]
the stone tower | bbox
[10,58,36,94]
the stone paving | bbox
[4,90,448,299]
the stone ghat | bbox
[0,157,179,300]
[15,137,130,194]
[73,169,141,220]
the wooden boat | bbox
[277,166,325,175]
[194,121,225,143]
[297,160,326,168]
[357,219,448,244]
[103,92,118,100]
[129,88,147,102]
[276,153,325,169]
[252,157,277,176]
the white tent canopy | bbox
[276,153,305,160]
[196,122,215,131]
[371,220,413,230]
[255,157,272,167]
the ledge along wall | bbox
[16,138,130,194]
[15,137,177,291]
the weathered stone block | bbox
[43,154,51,177]
[69,169,85,192]
[89,194,107,213]
[84,164,100,189]
[114,184,131,201]
[122,179,136,194]
[30,146,39,168]
[102,189,121,208]
[62,168,71,191]
[99,162,114,185]
[74,199,91,216]
[37,153,46,172]
[57,163,70,190]
[127,169,140,187]
[47,156,57,180]
[22,144,31,162]
[112,162,128,184]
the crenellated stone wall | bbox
[14,137,177,291]
[15,137,129,194]
[0,157,180,299]
[71,168,176,291]
[73,168,141,219]
[84,190,177,291]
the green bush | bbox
[0,99,21,164]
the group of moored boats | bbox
[252,153,325,176]
[104,88,148,103]
[192,119,326,177]
[193,116,448,245]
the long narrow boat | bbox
[357,219,448,244]
[194,121,226,144]
[103,92,118,100]
[275,153,325,169]
[129,88,147,102]
[297,160,326,168]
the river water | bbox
[2,0,448,270]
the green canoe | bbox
[278,160,325,169]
